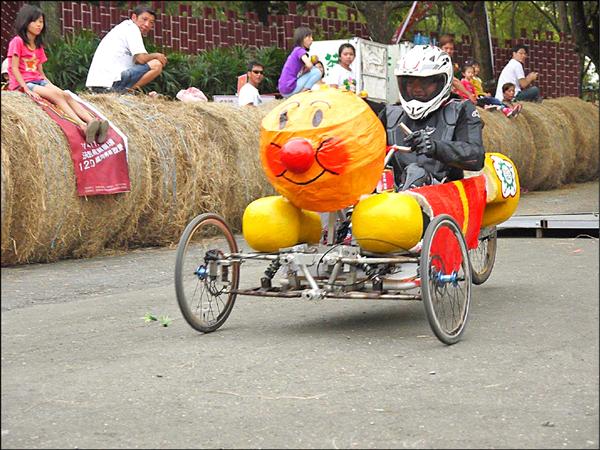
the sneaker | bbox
[511,103,523,118]
[484,104,500,110]
[85,119,101,144]
[502,107,514,118]
[96,119,109,144]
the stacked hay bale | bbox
[0,92,275,265]
[480,98,599,190]
[1,93,597,266]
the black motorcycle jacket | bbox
[381,99,485,185]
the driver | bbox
[383,45,485,189]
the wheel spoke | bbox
[175,214,240,333]
[421,215,472,344]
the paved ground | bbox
[1,182,598,449]
[515,181,598,215]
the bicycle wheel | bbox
[174,213,239,333]
[420,214,472,345]
[469,226,497,285]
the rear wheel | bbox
[174,213,239,333]
[420,214,472,345]
[469,226,497,285]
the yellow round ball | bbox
[352,193,423,253]
[242,196,300,252]
[298,210,323,244]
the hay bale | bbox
[480,106,537,186]
[1,92,85,264]
[544,97,599,182]
[1,92,596,266]
[1,131,13,255]
[480,97,597,190]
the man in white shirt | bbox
[238,61,264,107]
[495,44,540,102]
[86,5,167,93]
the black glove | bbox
[404,130,437,157]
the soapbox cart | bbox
[173,204,497,345]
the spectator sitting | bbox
[501,82,523,117]
[238,61,264,107]
[469,60,488,96]
[86,5,167,94]
[325,43,356,92]
[495,44,540,102]
[7,4,108,144]
[311,61,326,91]
[277,26,322,98]
[460,63,517,117]
[439,34,476,105]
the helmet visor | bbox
[398,74,447,102]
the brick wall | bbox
[1,1,24,59]
[1,2,580,98]
[58,1,370,52]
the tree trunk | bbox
[570,1,599,71]
[451,2,494,82]
[510,1,518,39]
[490,1,497,36]
[337,1,412,43]
[557,1,570,34]
[436,3,444,36]
[469,4,494,81]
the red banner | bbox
[33,91,131,196]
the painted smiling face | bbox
[260,88,386,212]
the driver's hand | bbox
[404,130,437,157]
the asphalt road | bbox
[1,235,598,449]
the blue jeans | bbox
[477,95,505,107]
[515,86,541,102]
[111,63,151,92]
[283,67,323,98]
[26,79,48,90]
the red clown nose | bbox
[280,138,314,174]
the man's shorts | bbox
[111,63,151,92]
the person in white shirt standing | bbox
[238,61,264,107]
[495,44,540,102]
[86,5,167,93]
[325,43,356,91]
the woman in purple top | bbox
[278,27,322,98]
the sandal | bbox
[96,119,110,144]
[85,119,101,144]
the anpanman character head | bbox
[260,87,386,212]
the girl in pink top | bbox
[7,4,108,144]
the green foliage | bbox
[43,30,100,92]
[42,30,287,99]
[253,46,287,93]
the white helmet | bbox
[395,45,453,120]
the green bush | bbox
[44,30,101,92]
[43,30,287,99]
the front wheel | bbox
[469,226,497,285]
[420,214,472,345]
[174,213,240,333]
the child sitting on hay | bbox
[6,4,109,144]
[277,27,323,98]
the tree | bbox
[569,1,598,72]
[335,1,414,43]
[450,2,494,81]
